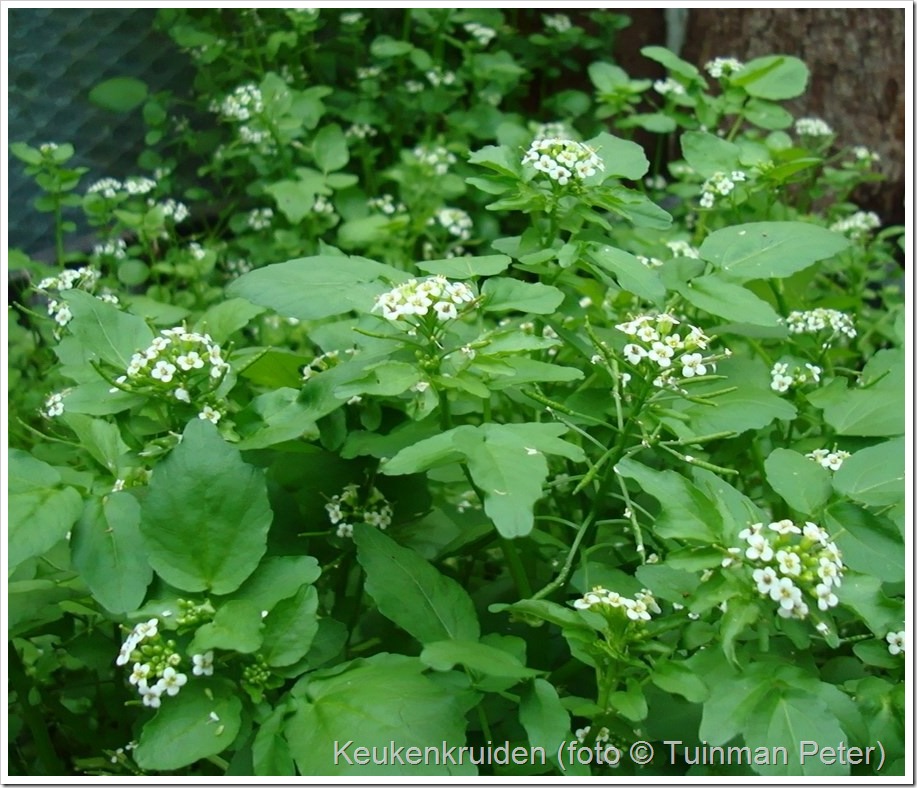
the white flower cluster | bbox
[522,138,604,185]
[341,11,363,25]
[87,177,123,199]
[795,117,834,137]
[213,83,264,122]
[531,120,574,142]
[345,123,377,140]
[829,211,881,239]
[373,275,476,324]
[575,726,611,746]
[886,630,905,656]
[432,207,473,240]
[42,391,66,419]
[699,170,747,209]
[543,13,572,33]
[238,125,270,146]
[785,308,856,339]
[368,194,407,216]
[325,483,393,539]
[464,22,497,46]
[301,348,357,381]
[654,78,685,96]
[92,238,128,260]
[665,239,700,259]
[412,144,457,175]
[425,69,456,88]
[312,195,334,215]
[125,176,157,195]
[34,266,114,330]
[851,146,880,164]
[222,258,253,279]
[154,198,190,224]
[770,360,822,393]
[116,619,198,709]
[637,255,664,268]
[404,79,425,94]
[805,447,851,472]
[247,207,274,231]
[357,65,382,80]
[573,586,661,622]
[112,326,230,423]
[39,142,59,154]
[705,57,744,78]
[738,520,844,620]
[615,313,724,389]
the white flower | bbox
[769,519,802,536]
[129,662,151,686]
[776,549,802,577]
[543,13,571,33]
[680,352,707,378]
[815,583,838,611]
[140,683,163,708]
[886,630,905,656]
[623,343,645,365]
[157,667,188,697]
[174,387,191,403]
[647,341,674,368]
[653,77,685,96]
[769,577,802,612]
[745,533,774,562]
[151,360,177,383]
[176,351,204,371]
[198,405,222,424]
[43,392,65,418]
[521,138,604,185]
[752,566,779,595]
[192,652,214,677]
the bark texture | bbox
[680,8,906,223]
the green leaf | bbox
[225,555,321,611]
[808,371,904,438]
[675,274,781,326]
[133,680,242,771]
[194,298,266,344]
[354,525,480,644]
[833,438,904,507]
[467,144,523,178]
[744,689,847,776]
[261,585,320,667]
[609,680,648,721]
[825,502,904,583]
[651,659,708,703]
[720,598,761,667]
[764,448,832,514]
[264,168,327,224]
[286,655,475,775]
[370,35,414,58]
[519,679,572,765]
[313,124,350,173]
[586,131,649,180]
[615,458,721,541]
[88,76,148,112]
[61,289,154,369]
[62,413,129,474]
[641,46,704,82]
[188,599,265,654]
[226,254,403,320]
[837,575,903,639]
[333,360,422,399]
[253,704,295,776]
[9,452,83,572]
[681,131,742,177]
[732,55,809,100]
[420,639,539,679]
[141,420,272,594]
[587,244,666,303]
[744,98,794,130]
[699,221,850,281]
[482,277,564,314]
[416,254,511,279]
[71,493,152,614]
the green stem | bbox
[531,512,595,600]
[10,645,66,775]
[500,538,533,599]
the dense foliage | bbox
[8,9,906,778]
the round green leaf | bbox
[88,77,149,112]
[133,680,242,771]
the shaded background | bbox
[7,7,906,257]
